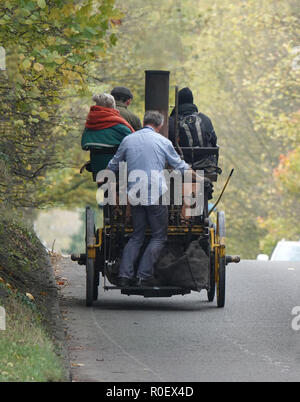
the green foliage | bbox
[182,0,300,257]
[45,0,300,258]
[0,0,119,208]
[48,0,209,208]
[1,0,299,258]
[0,216,43,276]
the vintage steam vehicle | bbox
[71,71,240,307]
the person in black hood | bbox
[168,87,217,165]
[169,87,219,204]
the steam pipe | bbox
[145,70,170,137]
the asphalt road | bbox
[58,259,300,382]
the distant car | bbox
[257,240,300,261]
[270,240,300,261]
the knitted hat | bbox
[178,87,193,105]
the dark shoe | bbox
[137,277,160,287]
[129,277,139,286]
[117,277,131,287]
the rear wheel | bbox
[217,255,226,308]
[207,268,215,301]
[86,258,95,307]
[216,211,226,308]
[207,221,216,302]
[86,207,96,307]
[207,248,215,302]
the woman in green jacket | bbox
[81,93,134,180]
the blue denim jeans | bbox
[119,205,168,279]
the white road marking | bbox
[222,327,291,375]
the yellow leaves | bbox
[0,277,4,283]
[13,120,25,128]
[15,73,25,85]
[29,117,39,124]
[61,4,73,17]
[71,362,85,368]
[28,87,41,99]
[40,111,49,120]
[60,64,85,86]
[52,52,65,64]
[275,147,300,194]
[37,0,46,9]
[75,65,85,74]
[62,75,70,87]
[0,0,120,211]
[58,128,67,137]
[63,27,78,37]
[25,292,34,301]
[47,37,56,46]
[22,59,31,70]
[33,63,44,72]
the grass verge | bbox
[0,285,64,382]
[0,216,67,382]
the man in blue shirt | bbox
[104,111,193,287]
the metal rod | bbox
[208,169,234,216]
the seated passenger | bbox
[111,86,142,131]
[168,87,217,169]
[168,88,219,214]
[81,93,134,180]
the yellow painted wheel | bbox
[207,226,216,302]
[216,211,226,308]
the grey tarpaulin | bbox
[106,240,209,290]
[155,241,209,291]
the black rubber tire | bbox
[93,271,99,301]
[216,211,226,308]
[86,258,95,307]
[86,207,95,307]
[93,228,102,301]
[207,250,215,302]
[217,256,226,308]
